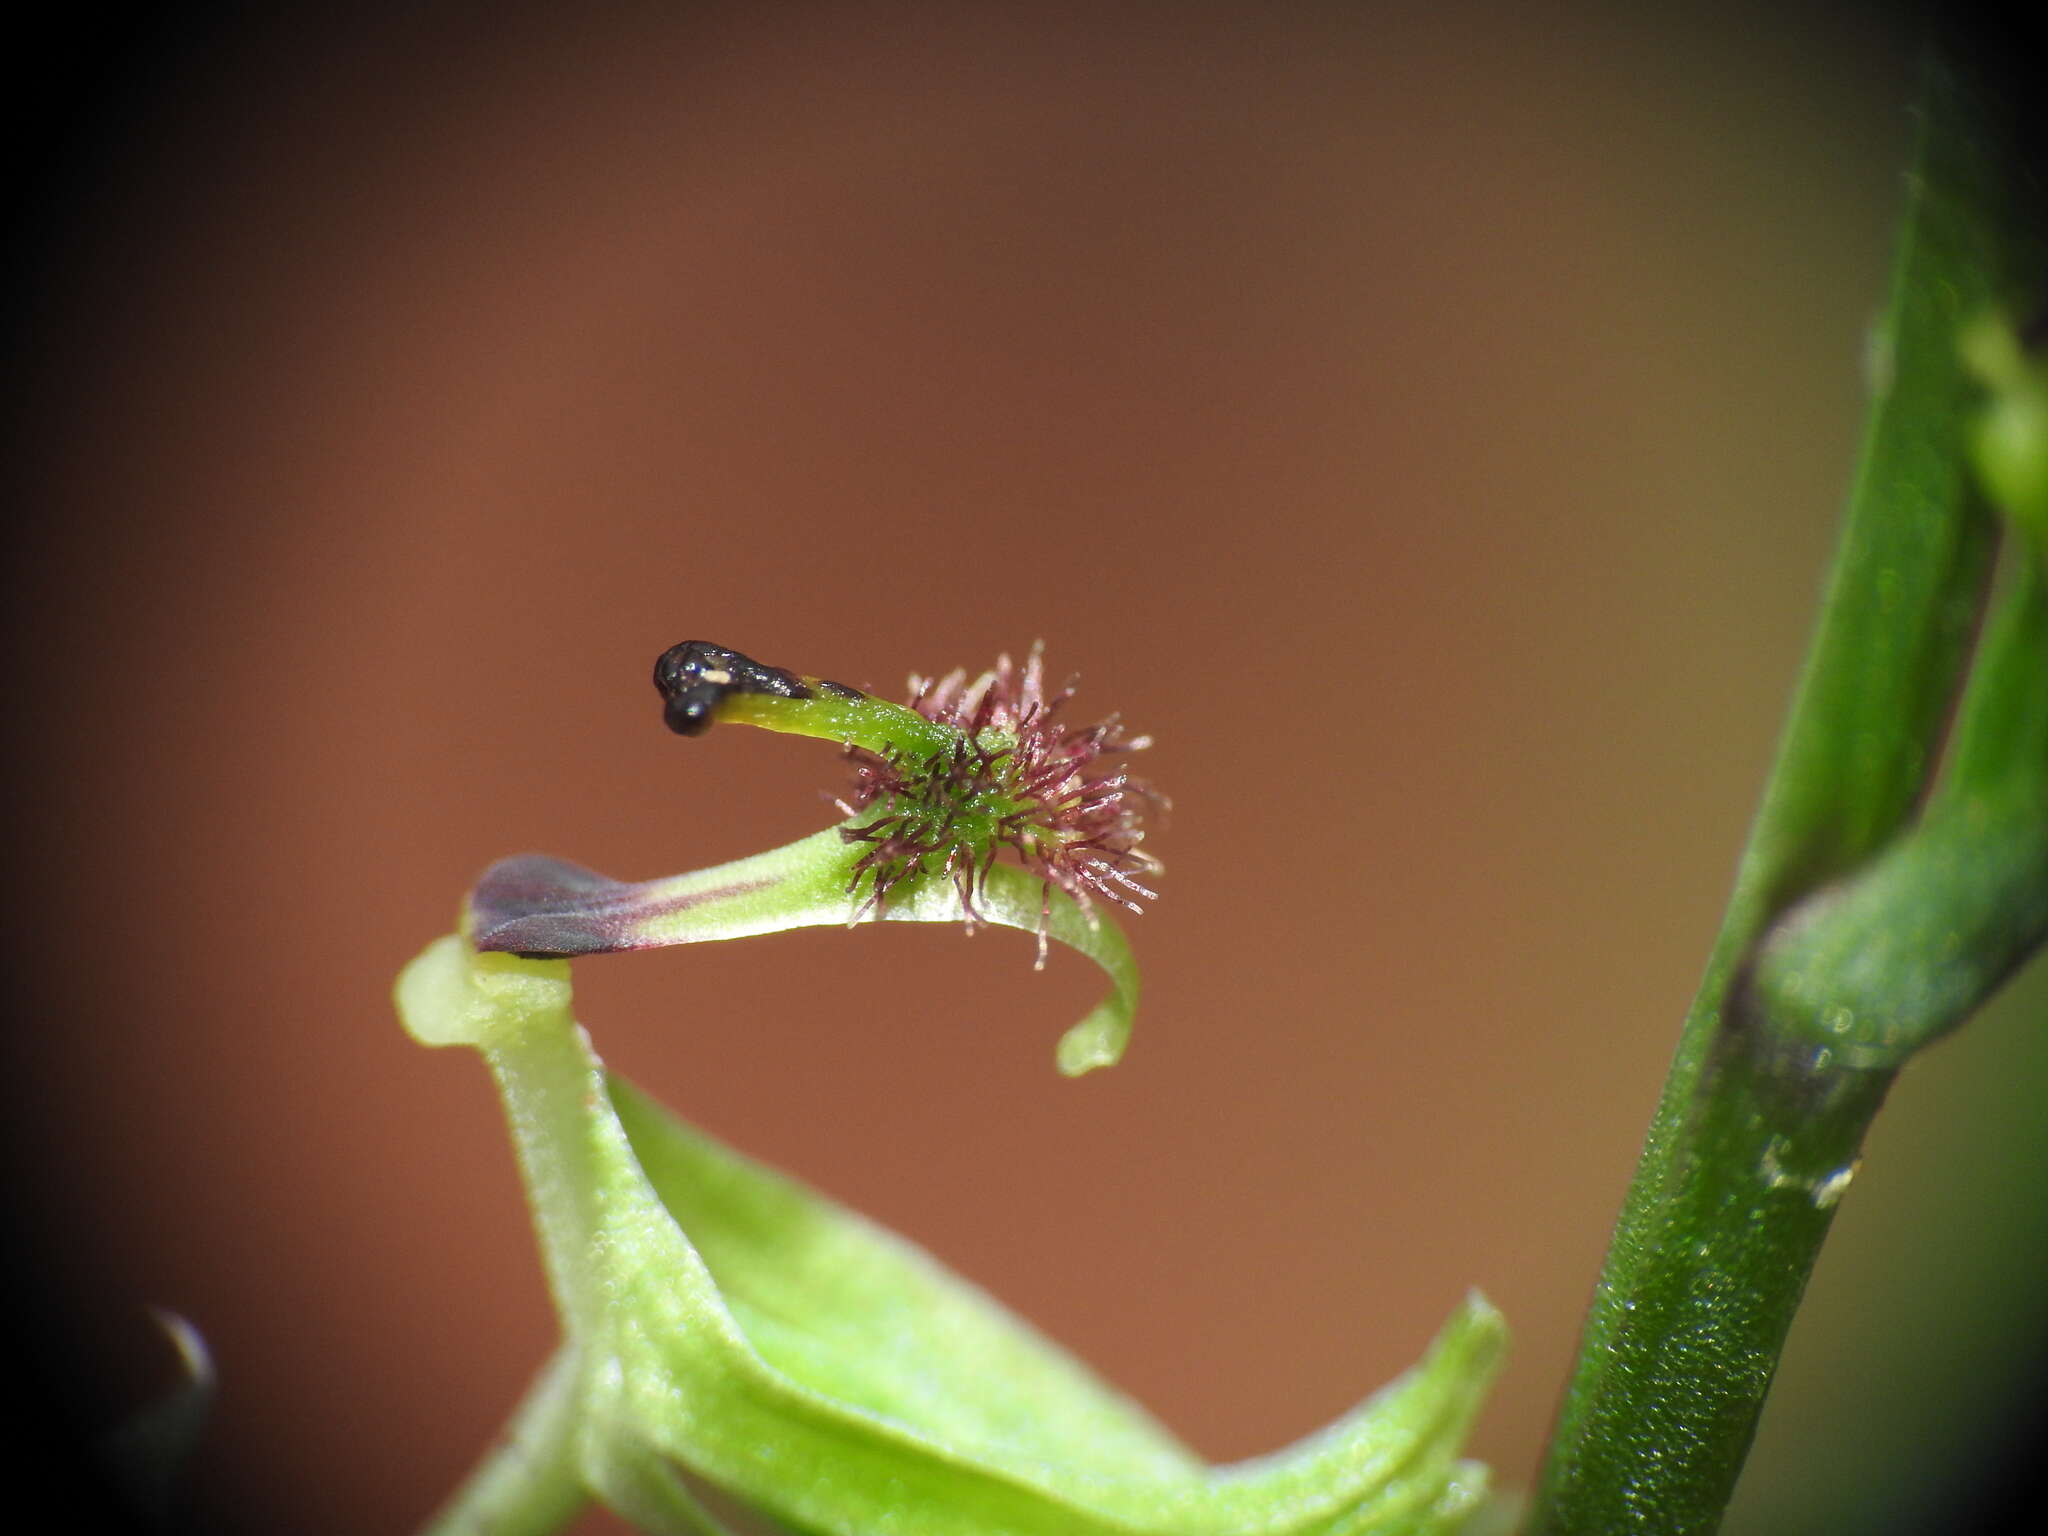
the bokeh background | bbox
[10,3,2046,1532]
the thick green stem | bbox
[1527,50,2045,1535]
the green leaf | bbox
[397,937,1504,1536]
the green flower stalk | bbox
[1527,50,2048,1533]
[397,643,1505,1536]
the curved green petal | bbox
[396,938,1504,1536]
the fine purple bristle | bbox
[837,644,1161,939]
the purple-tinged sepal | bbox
[470,854,775,956]
[465,827,1140,1075]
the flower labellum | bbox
[472,642,1164,1072]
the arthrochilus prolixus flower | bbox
[396,639,1504,1535]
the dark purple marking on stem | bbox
[470,853,770,957]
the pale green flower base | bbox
[396,936,1504,1536]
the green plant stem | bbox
[1527,52,2045,1536]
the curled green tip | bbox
[396,933,571,1050]
[1057,1007,1129,1076]
[876,858,1143,1074]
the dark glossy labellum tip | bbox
[663,690,717,736]
[652,639,817,737]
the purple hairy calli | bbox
[840,645,1164,962]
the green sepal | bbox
[396,937,1504,1536]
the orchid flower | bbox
[396,643,1504,1536]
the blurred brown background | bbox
[11,3,2046,1533]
